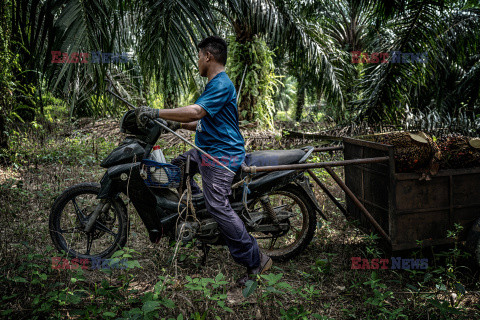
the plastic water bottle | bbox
[151,146,166,163]
[149,146,169,185]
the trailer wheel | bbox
[466,218,480,267]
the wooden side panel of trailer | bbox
[343,138,480,251]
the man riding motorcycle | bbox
[135,36,272,286]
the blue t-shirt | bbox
[194,72,245,171]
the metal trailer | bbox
[343,137,480,251]
[242,137,480,253]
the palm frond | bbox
[138,0,215,100]
[356,0,450,124]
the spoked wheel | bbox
[49,183,128,259]
[249,185,317,261]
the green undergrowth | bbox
[2,236,479,319]
[1,118,480,319]
[6,130,117,167]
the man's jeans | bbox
[172,149,260,269]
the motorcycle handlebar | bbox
[145,118,167,129]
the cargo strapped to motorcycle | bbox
[140,159,182,188]
[153,119,236,175]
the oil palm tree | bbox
[13,0,344,120]
[8,0,480,130]
[355,0,480,127]
[305,0,376,122]
[139,0,345,121]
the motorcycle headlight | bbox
[119,110,147,135]
[119,110,154,138]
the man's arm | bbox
[180,121,197,131]
[157,104,207,123]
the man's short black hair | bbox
[198,36,228,66]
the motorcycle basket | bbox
[141,159,182,188]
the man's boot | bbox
[236,252,273,287]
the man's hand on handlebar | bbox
[135,106,159,128]
[135,106,181,131]
[165,120,181,131]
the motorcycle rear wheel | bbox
[249,185,317,261]
[49,183,128,260]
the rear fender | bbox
[247,170,301,197]
[244,171,327,223]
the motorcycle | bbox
[49,103,325,263]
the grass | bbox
[1,117,480,319]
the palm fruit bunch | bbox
[436,134,480,169]
[368,132,441,174]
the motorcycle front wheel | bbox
[49,183,128,259]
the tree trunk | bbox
[232,20,255,122]
[238,92,256,122]
[295,81,305,121]
[164,90,178,109]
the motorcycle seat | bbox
[232,148,307,184]
[187,149,307,204]
[244,149,306,167]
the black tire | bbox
[249,185,317,262]
[466,218,480,267]
[49,183,128,260]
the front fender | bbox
[97,162,140,199]
[98,172,114,199]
